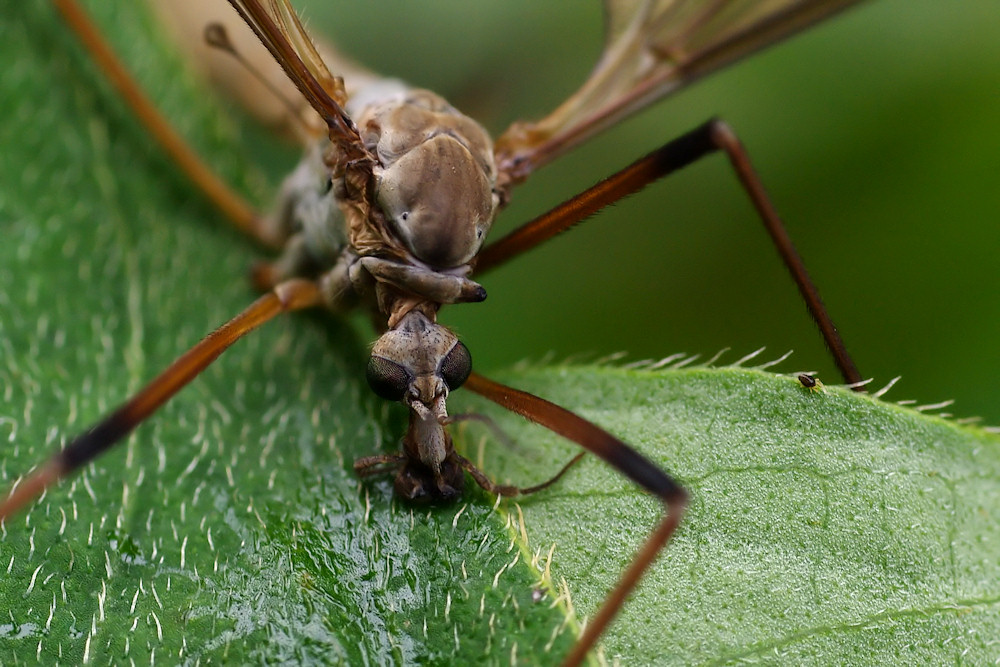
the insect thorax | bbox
[270,82,499,329]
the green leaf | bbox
[461,366,1000,663]
[2,5,573,664]
[3,3,999,666]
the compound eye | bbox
[366,356,411,401]
[439,341,472,391]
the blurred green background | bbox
[29,1,999,422]
[4,5,998,661]
[279,0,1000,423]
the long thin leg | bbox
[51,0,284,250]
[477,118,862,386]
[456,452,586,497]
[353,453,407,477]
[0,279,321,522]
[463,372,687,667]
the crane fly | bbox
[3,0,991,663]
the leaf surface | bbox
[2,3,999,666]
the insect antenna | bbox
[463,372,687,665]
[0,280,321,522]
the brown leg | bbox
[457,452,586,497]
[477,119,861,386]
[0,279,322,521]
[463,372,687,667]
[353,453,407,477]
[51,0,284,250]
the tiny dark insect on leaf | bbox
[1,1,1000,667]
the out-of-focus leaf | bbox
[2,3,998,665]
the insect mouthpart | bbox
[360,310,474,501]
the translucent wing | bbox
[225,0,369,163]
[494,0,866,188]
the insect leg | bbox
[478,118,861,385]
[463,372,687,667]
[353,453,407,477]
[456,452,586,496]
[51,0,283,250]
[0,279,322,522]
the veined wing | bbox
[225,0,369,164]
[494,0,866,188]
